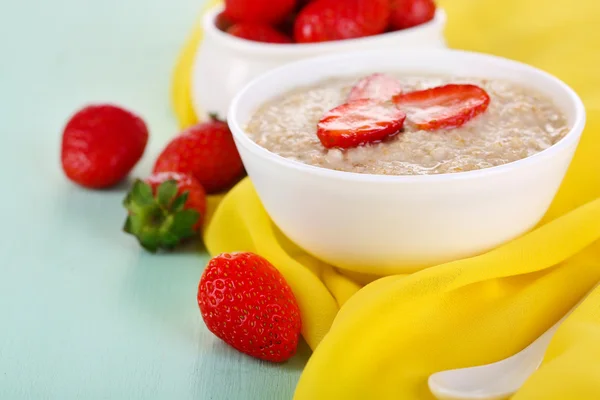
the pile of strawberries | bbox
[219,0,437,44]
[61,107,244,251]
[61,106,302,363]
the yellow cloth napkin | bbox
[173,0,600,398]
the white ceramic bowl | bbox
[191,4,447,120]
[228,49,586,275]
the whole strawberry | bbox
[277,10,299,37]
[227,23,292,44]
[153,115,244,193]
[294,0,390,43]
[123,172,206,252]
[61,104,148,189]
[224,0,296,25]
[389,0,436,30]
[296,0,314,9]
[215,12,234,31]
[198,252,302,363]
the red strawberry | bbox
[348,73,403,102]
[123,172,206,252]
[224,0,297,25]
[393,84,491,131]
[317,99,406,149]
[61,104,148,189]
[296,0,314,10]
[215,12,234,31]
[153,115,244,194]
[198,252,302,363]
[227,23,292,44]
[294,0,390,43]
[389,0,436,30]
[278,11,299,37]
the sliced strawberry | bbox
[393,84,491,131]
[348,73,403,102]
[317,100,406,149]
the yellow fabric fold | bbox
[174,0,600,398]
[204,179,341,349]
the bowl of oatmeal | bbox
[227,49,586,275]
[191,4,447,120]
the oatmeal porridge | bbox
[245,74,569,175]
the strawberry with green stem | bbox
[123,172,206,252]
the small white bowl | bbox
[228,49,586,275]
[191,4,447,120]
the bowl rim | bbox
[202,4,447,56]
[228,48,586,183]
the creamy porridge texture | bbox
[245,75,569,175]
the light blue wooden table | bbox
[0,0,309,398]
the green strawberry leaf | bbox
[138,228,162,253]
[122,179,200,253]
[125,214,145,235]
[208,112,224,123]
[170,191,189,212]
[123,216,133,233]
[171,209,200,239]
[157,179,178,207]
[125,179,154,211]
[162,232,181,249]
[134,180,154,204]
